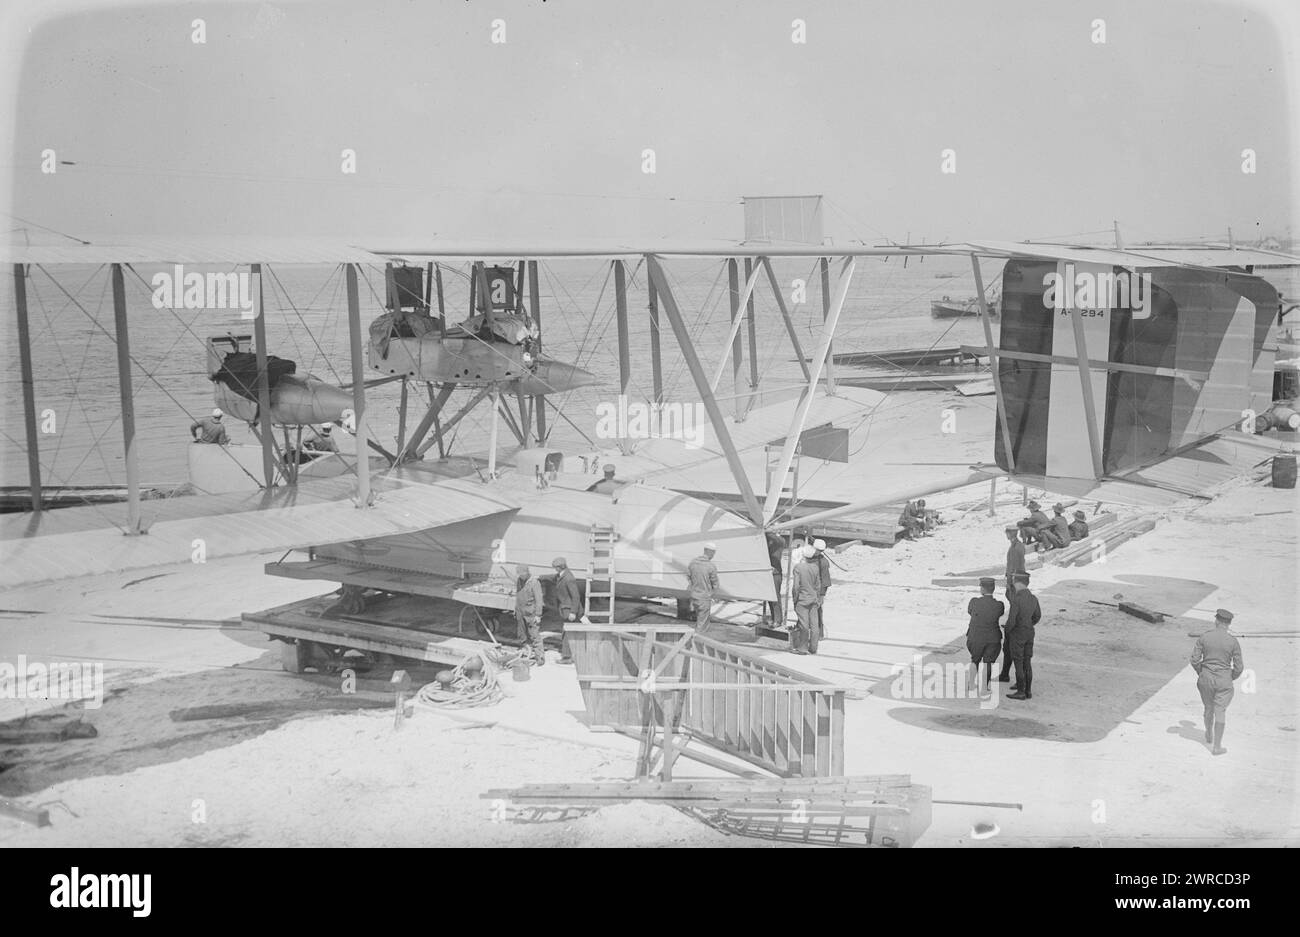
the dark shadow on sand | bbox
[872,575,1219,742]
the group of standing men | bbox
[965,571,1041,700]
[512,557,584,667]
[789,539,831,655]
[689,537,831,656]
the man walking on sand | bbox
[1190,609,1244,756]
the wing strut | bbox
[971,254,1017,473]
[761,257,811,383]
[646,255,766,527]
[250,263,276,489]
[13,264,42,512]
[761,257,856,523]
[345,263,373,507]
[110,263,144,534]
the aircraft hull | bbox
[215,374,353,426]
[315,483,774,602]
[370,335,598,392]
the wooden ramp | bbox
[567,624,857,780]
[243,595,484,670]
[485,775,932,847]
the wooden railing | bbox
[567,624,851,778]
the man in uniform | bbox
[303,423,339,454]
[514,564,545,665]
[551,556,583,665]
[1190,609,1244,756]
[687,542,720,634]
[765,532,785,625]
[998,525,1026,681]
[589,464,621,495]
[790,543,822,655]
[1043,503,1072,549]
[899,500,926,539]
[1068,510,1090,541]
[1005,572,1041,700]
[813,538,831,640]
[190,408,230,445]
[966,577,1005,696]
[1016,500,1051,549]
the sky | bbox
[1,0,1297,246]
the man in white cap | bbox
[813,538,832,639]
[190,408,229,445]
[687,542,720,634]
[304,423,339,454]
[1190,609,1244,756]
[790,543,823,655]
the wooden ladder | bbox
[764,443,801,509]
[585,524,617,625]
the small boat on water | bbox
[930,293,999,319]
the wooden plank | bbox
[487,775,913,799]
[830,695,845,776]
[583,681,858,693]
[788,688,802,776]
[1118,601,1166,623]
[761,681,776,767]
[727,650,740,751]
[802,689,818,777]
[958,344,1210,382]
[170,697,390,721]
[0,719,98,744]
[0,797,51,827]
[815,693,832,776]
[774,684,789,775]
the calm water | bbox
[0,253,1033,488]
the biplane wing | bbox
[0,476,520,590]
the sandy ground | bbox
[1,464,1297,847]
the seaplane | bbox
[3,215,1297,670]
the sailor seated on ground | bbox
[1067,510,1089,540]
[1045,502,1073,550]
[1017,501,1075,551]
[1016,500,1054,550]
[898,499,936,539]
